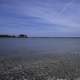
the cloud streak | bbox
[0,0,80,37]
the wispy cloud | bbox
[19,0,80,29]
[0,0,80,36]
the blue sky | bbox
[0,0,80,37]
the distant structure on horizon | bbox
[0,34,28,38]
[18,34,28,38]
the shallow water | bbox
[0,38,80,56]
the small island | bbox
[0,34,28,38]
[18,34,28,38]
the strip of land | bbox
[0,34,28,38]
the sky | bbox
[0,0,80,37]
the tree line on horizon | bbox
[0,34,28,38]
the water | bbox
[0,38,80,80]
[0,38,80,56]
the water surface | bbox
[0,38,80,56]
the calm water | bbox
[0,38,80,56]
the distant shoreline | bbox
[0,37,80,38]
[0,34,80,38]
[0,34,28,38]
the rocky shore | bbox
[0,54,80,80]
